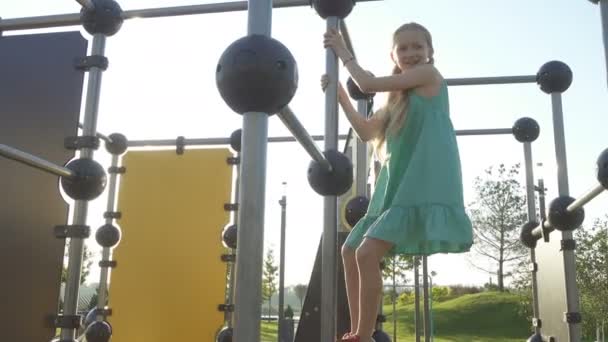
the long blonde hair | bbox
[372,23,435,159]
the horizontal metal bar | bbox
[447,75,537,86]
[0,0,381,31]
[127,134,351,147]
[127,126,515,148]
[455,128,513,136]
[0,144,74,178]
[567,184,605,212]
[278,107,332,172]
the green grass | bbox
[261,291,532,341]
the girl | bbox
[322,23,473,342]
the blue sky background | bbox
[3,0,607,287]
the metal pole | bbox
[355,100,369,196]
[414,257,421,342]
[60,33,106,341]
[523,143,541,336]
[0,0,381,32]
[320,15,340,342]
[95,154,119,317]
[566,184,605,212]
[232,1,271,340]
[0,144,74,178]
[126,134,350,147]
[227,151,241,329]
[455,128,512,136]
[277,183,287,342]
[422,256,430,342]
[599,0,608,88]
[550,92,582,341]
[277,107,332,172]
[446,75,537,86]
[392,258,397,342]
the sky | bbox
[3,0,608,288]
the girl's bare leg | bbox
[355,238,393,342]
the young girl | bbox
[322,23,473,342]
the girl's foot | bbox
[340,332,354,341]
[342,334,376,342]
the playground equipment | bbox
[1,0,608,341]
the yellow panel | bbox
[109,148,233,341]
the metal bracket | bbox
[64,135,100,150]
[227,156,240,165]
[561,239,576,251]
[176,136,185,155]
[564,312,582,324]
[74,55,109,71]
[54,314,82,328]
[54,225,90,239]
[218,304,234,312]
[108,166,126,174]
[99,260,117,268]
[221,254,236,262]
[224,203,238,211]
[104,211,122,219]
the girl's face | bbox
[391,29,431,71]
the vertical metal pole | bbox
[550,92,581,341]
[599,0,608,88]
[95,154,120,317]
[392,258,397,342]
[60,33,106,341]
[278,182,287,342]
[321,15,340,342]
[523,143,541,335]
[355,100,369,197]
[422,256,430,342]
[233,1,272,340]
[414,257,421,342]
[227,151,241,329]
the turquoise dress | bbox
[345,80,473,256]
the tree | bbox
[293,284,308,309]
[262,248,278,322]
[61,242,94,285]
[467,164,528,291]
[382,255,414,285]
[575,217,608,339]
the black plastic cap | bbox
[512,117,540,143]
[527,332,544,342]
[85,321,112,342]
[307,150,353,196]
[537,61,573,94]
[217,326,233,342]
[345,196,369,227]
[96,223,122,248]
[105,133,128,155]
[222,224,238,249]
[597,148,608,189]
[62,158,107,201]
[347,76,375,101]
[312,0,355,19]
[230,129,242,152]
[84,308,109,328]
[81,0,124,36]
[548,196,585,231]
[520,221,540,249]
[216,35,298,115]
[372,329,391,342]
